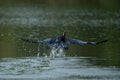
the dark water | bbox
[0,0,120,80]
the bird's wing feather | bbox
[20,38,54,44]
[68,38,88,45]
[68,38,108,45]
[20,38,39,43]
[38,38,55,43]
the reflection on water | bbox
[0,0,120,79]
[0,7,120,27]
[0,57,120,80]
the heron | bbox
[20,31,108,50]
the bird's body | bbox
[20,32,108,50]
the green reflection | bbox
[0,26,17,58]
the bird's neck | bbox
[60,35,66,42]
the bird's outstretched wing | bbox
[20,38,38,43]
[68,38,108,45]
[20,38,55,44]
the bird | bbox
[20,31,108,50]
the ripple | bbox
[0,57,120,80]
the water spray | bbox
[50,47,65,59]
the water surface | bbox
[0,57,120,80]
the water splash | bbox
[36,47,65,63]
[37,45,40,57]
[50,47,65,59]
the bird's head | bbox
[62,31,66,36]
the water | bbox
[0,57,120,80]
[0,0,120,80]
[49,47,65,59]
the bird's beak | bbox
[62,31,66,36]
